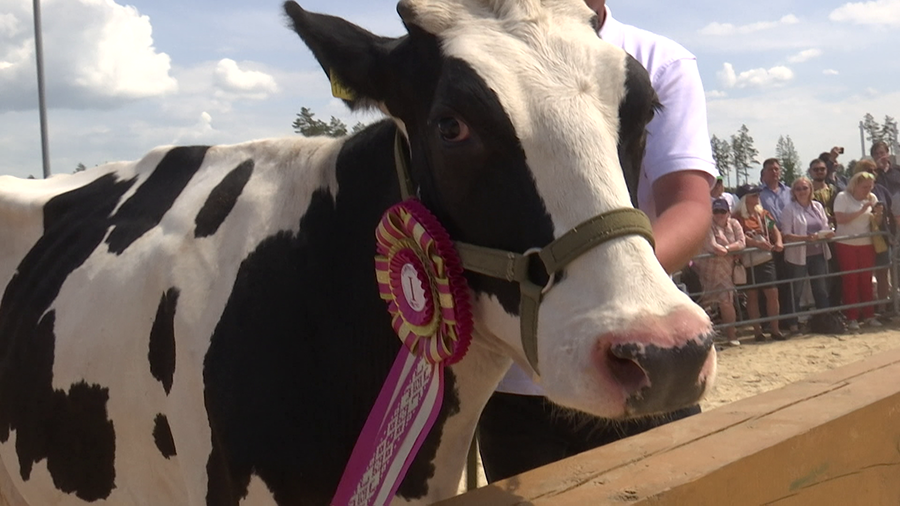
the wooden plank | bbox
[439,346,900,506]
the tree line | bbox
[710,113,899,188]
[291,107,366,137]
[289,107,899,190]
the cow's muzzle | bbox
[606,333,714,415]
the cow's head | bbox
[284,0,715,418]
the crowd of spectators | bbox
[690,144,900,343]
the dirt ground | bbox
[701,321,900,411]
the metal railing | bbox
[681,230,899,333]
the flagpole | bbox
[33,0,51,178]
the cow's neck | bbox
[423,338,511,501]
[335,121,513,503]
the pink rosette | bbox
[375,199,472,365]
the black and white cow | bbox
[0,0,716,504]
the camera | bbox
[838,147,845,154]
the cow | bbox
[0,0,717,504]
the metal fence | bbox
[679,230,899,334]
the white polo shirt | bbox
[497,7,717,395]
[601,8,717,215]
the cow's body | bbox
[0,1,716,504]
[0,127,493,505]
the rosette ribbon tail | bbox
[331,349,443,506]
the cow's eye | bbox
[437,117,470,142]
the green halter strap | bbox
[454,210,654,374]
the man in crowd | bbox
[819,147,848,192]
[872,140,900,222]
[759,158,792,227]
[759,158,798,333]
[477,0,718,483]
[810,158,837,227]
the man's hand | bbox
[829,146,842,162]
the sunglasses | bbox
[713,209,729,214]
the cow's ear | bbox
[284,1,401,111]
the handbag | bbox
[742,249,773,267]
[871,216,888,254]
[732,262,747,285]
[742,217,774,267]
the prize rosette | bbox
[374,199,472,365]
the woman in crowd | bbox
[780,177,834,326]
[736,185,784,341]
[853,159,894,315]
[833,171,881,331]
[695,198,745,345]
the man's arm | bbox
[651,169,713,273]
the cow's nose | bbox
[593,306,716,416]
[607,336,713,415]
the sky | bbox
[2,0,900,185]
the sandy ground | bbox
[701,321,900,410]
[458,322,900,493]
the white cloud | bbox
[214,58,278,98]
[0,11,22,37]
[699,15,799,36]
[823,69,840,75]
[717,63,795,89]
[830,0,900,26]
[0,0,176,112]
[787,49,822,63]
[172,111,217,144]
[707,90,728,99]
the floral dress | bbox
[695,217,745,307]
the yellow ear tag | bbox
[330,71,357,101]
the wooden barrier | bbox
[438,346,900,506]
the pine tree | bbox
[710,135,732,184]
[292,107,371,137]
[730,124,758,185]
[775,135,800,184]
[881,116,898,154]
[862,113,883,145]
[327,117,348,137]
[292,107,349,137]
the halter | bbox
[392,133,654,374]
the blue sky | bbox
[2,0,899,184]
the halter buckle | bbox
[523,247,555,295]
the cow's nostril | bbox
[605,349,648,393]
